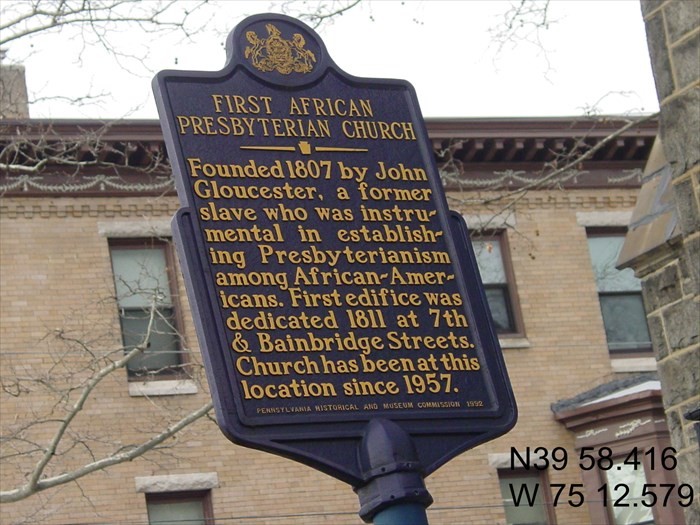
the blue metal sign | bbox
[153,13,516,489]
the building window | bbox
[472,232,523,336]
[109,239,184,379]
[146,491,213,525]
[498,470,554,525]
[605,460,655,525]
[586,231,651,354]
[553,381,686,525]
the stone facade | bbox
[618,2,700,522]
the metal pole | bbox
[355,418,433,524]
[372,502,429,525]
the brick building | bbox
[3,115,692,525]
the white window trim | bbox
[489,453,513,469]
[580,212,655,368]
[106,231,193,390]
[576,211,633,228]
[135,472,219,493]
[498,337,530,350]
[462,212,516,231]
[610,357,658,374]
[98,220,172,238]
[489,452,548,470]
[468,223,525,339]
[128,379,198,397]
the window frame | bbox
[581,445,681,525]
[145,490,214,525]
[109,237,189,381]
[471,230,525,338]
[586,228,652,357]
[603,457,655,525]
[554,386,686,525]
[498,468,556,525]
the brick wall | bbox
[0,186,648,524]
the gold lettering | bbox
[390,268,451,285]
[175,116,329,137]
[357,182,432,202]
[241,379,337,399]
[341,120,415,140]
[211,95,273,114]
[236,355,320,377]
[342,378,400,396]
[289,97,374,117]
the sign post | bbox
[154,13,516,523]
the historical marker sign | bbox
[153,13,516,487]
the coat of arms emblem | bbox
[245,23,316,74]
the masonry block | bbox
[643,7,674,100]
[642,262,682,311]
[660,88,700,177]
[673,174,700,237]
[658,345,700,407]
[663,0,700,43]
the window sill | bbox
[128,379,198,397]
[489,452,547,469]
[611,357,657,373]
[135,472,219,493]
[498,337,530,349]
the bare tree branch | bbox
[0,0,214,115]
[0,401,213,503]
[0,1,207,48]
[488,0,554,76]
[279,0,364,29]
[481,113,659,206]
[0,2,657,515]
[0,271,213,504]
[0,122,173,181]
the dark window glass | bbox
[599,294,651,352]
[498,470,552,525]
[484,286,515,333]
[472,233,521,335]
[606,460,655,524]
[110,241,183,378]
[587,233,651,354]
[146,491,212,525]
[120,307,179,374]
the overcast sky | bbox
[6,0,660,120]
